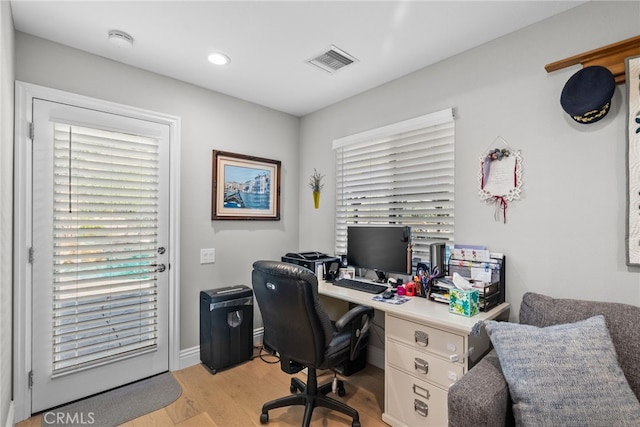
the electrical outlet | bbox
[200,248,215,264]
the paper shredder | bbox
[199,285,253,374]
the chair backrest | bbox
[252,260,335,368]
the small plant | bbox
[308,168,325,193]
[486,148,510,161]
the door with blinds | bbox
[30,99,170,412]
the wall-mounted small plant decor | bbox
[309,168,324,209]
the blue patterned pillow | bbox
[485,316,640,427]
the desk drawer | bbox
[387,340,463,389]
[386,366,448,427]
[387,315,464,362]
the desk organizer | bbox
[430,254,505,312]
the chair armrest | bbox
[447,350,514,427]
[335,305,374,360]
[334,305,374,332]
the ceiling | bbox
[9,1,586,117]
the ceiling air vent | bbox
[307,45,358,74]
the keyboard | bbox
[332,278,387,294]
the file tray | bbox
[447,254,505,312]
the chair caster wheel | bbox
[338,386,346,397]
[351,420,361,427]
[290,384,297,393]
[260,412,269,424]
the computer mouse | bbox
[382,290,394,299]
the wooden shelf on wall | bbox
[545,35,640,84]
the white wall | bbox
[299,1,640,317]
[0,1,14,425]
[15,32,301,350]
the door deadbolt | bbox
[151,263,166,272]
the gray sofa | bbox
[448,292,640,427]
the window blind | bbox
[51,123,160,376]
[333,108,455,265]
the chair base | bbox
[259,368,360,427]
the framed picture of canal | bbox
[212,150,281,220]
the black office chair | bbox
[252,260,374,427]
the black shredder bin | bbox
[200,285,253,374]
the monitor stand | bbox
[374,270,387,283]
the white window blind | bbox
[52,123,160,375]
[333,108,455,265]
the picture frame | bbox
[212,150,281,220]
[625,55,640,265]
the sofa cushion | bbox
[519,292,640,400]
[485,315,640,427]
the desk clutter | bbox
[429,247,506,315]
[281,246,506,317]
[371,294,411,305]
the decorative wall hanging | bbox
[211,150,281,220]
[478,137,522,223]
[308,168,324,209]
[625,55,640,265]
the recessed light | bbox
[208,52,230,66]
[108,30,134,48]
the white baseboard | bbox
[5,401,14,427]
[253,327,264,346]
[178,346,201,370]
[178,327,385,371]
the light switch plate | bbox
[200,248,215,264]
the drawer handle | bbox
[414,357,429,374]
[412,383,430,399]
[414,330,428,346]
[414,399,428,418]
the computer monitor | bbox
[346,225,412,281]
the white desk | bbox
[318,280,510,427]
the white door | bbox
[30,99,170,412]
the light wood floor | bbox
[18,354,386,427]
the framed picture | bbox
[626,55,640,265]
[212,150,281,220]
